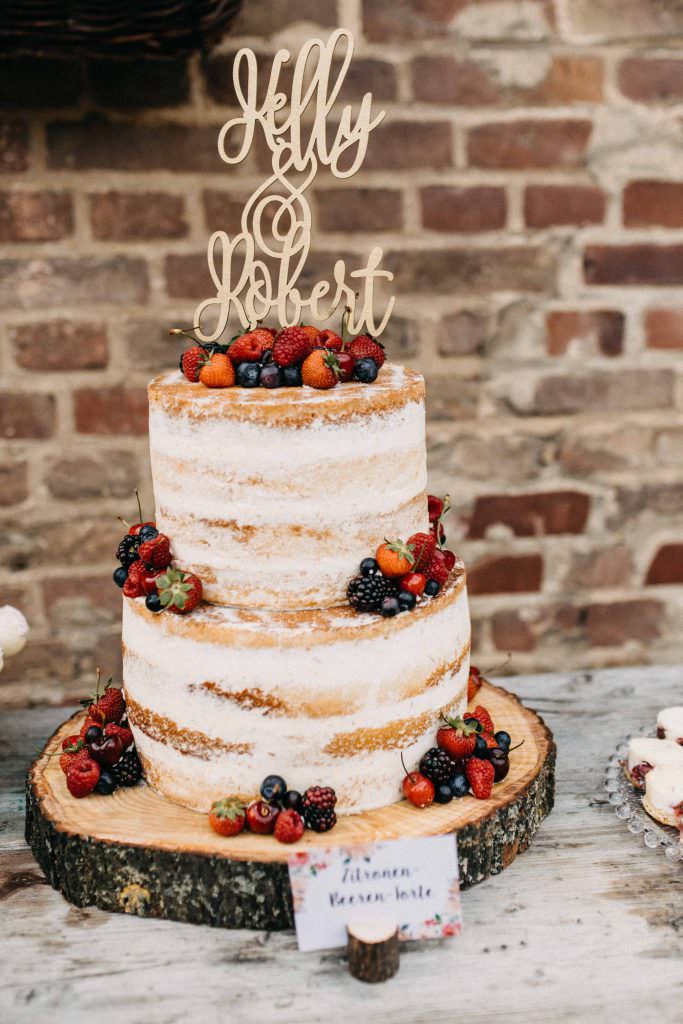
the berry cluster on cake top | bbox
[173,317,386,391]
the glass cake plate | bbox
[605,733,683,864]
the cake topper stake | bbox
[193,30,395,342]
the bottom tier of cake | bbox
[121,567,470,814]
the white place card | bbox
[288,835,462,952]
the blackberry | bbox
[116,535,138,566]
[111,747,143,787]
[419,747,457,785]
[302,785,337,832]
[347,573,394,613]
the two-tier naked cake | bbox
[122,364,471,814]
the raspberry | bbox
[274,809,305,844]
[272,326,312,367]
[347,335,385,367]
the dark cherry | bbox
[489,749,510,782]
[260,348,273,365]
[260,363,283,388]
[336,351,356,382]
[282,790,303,813]
[88,733,123,767]
[494,730,511,751]
[84,725,102,745]
[246,799,279,834]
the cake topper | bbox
[193,30,395,342]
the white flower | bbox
[0,606,29,658]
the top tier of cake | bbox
[148,364,429,610]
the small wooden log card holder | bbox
[347,917,400,983]
[25,683,555,932]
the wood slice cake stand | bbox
[26,682,555,931]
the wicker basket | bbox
[1,0,244,59]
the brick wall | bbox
[2,0,683,706]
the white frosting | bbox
[122,580,470,814]
[644,765,683,818]
[627,737,683,775]
[0,605,29,658]
[657,707,683,742]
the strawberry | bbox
[122,559,147,598]
[301,348,340,389]
[138,533,171,570]
[347,335,385,368]
[228,330,272,364]
[406,532,436,572]
[59,735,87,774]
[428,495,444,522]
[105,720,134,750]
[200,352,235,388]
[274,809,305,844]
[437,716,478,760]
[273,326,313,367]
[66,756,101,798]
[466,757,494,800]
[467,665,483,702]
[469,705,495,734]
[157,568,203,614]
[79,713,104,737]
[180,346,208,383]
[92,684,125,725]
[425,548,451,587]
[481,731,499,751]
[209,797,246,837]
[319,328,343,351]
[375,539,415,578]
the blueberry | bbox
[360,557,380,577]
[434,782,453,804]
[138,525,159,542]
[260,774,287,803]
[236,362,261,387]
[282,364,303,387]
[84,725,102,745]
[474,734,490,758]
[113,566,128,588]
[95,769,118,796]
[494,730,511,751]
[282,789,303,813]
[450,772,470,798]
[353,357,379,384]
[464,715,483,733]
[145,592,163,613]
[260,348,273,365]
[424,579,441,597]
[380,595,400,617]
[260,363,283,389]
[397,590,417,612]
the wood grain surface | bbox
[3,666,683,1024]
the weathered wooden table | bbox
[2,666,682,1024]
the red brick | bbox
[385,246,556,293]
[584,245,683,285]
[0,640,75,694]
[74,388,148,436]
[90,192,187,241]
[203,191,245,234]
[123,318,186,372]
[0,393,56,439]
[421,186,506,232]
[425,379,482,420]
[10,321,108,371]
[232,0,337,34]
[316,188,402,232]
[491,610,535,652]
[0,460,28,506]
[468,119,592,169]
[468,491,590,539]
[468,554,543,595]
[165,253,212,299]
[531,369,673,415]
[545,311,624,357]
[566,545,632,590]
[525,185,605,228]
[645,309,683,350]
[0,191,73,242]
[531,55,603,104]
[47,119,235,172]
[619,58,683,103]
[364,0,468,41]
[437,310,490,356]
[612,483,683,525]
[559,425,652,475]
[0,59,82,108]
[0,257,148,309]
[87,59,189,109]
[42,575,121,630]
[623,181,683,227]
[585,600,662,647]
[364,122,452,170]
[0,517,122,572]
[45,451,139,500]
[412,56,499,105]
[565,2,683,41]
[646,544,683,585]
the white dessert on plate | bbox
[625,737,683,789]
[656,707,683,745]
[642,765,683,829]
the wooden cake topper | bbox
[193,30,395,342]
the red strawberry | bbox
[59,735,87,774]
[92,684,125,725]
[180,346,207,383]
[301,348,340,389]
[138,533,171,570]
[428,495,444,522]
[407,532,436,572]
[470,705,495,735]
[79,713,104,737]
[274,809,305,844]
[228,330,272,364]
[437,716,478,760]
[122,559,147,598]
[466,757,494,800]
[273,326,313,367]
[467,666,483,702]
[66,756,101,798]
[481,732,499,751]
[347,335,385,367]
[319,328,343,351]
[104,720,134,750]
[425,548,451,587]
[209,797,246,837]
[157,568,203,614]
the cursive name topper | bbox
[193,30,395,342]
